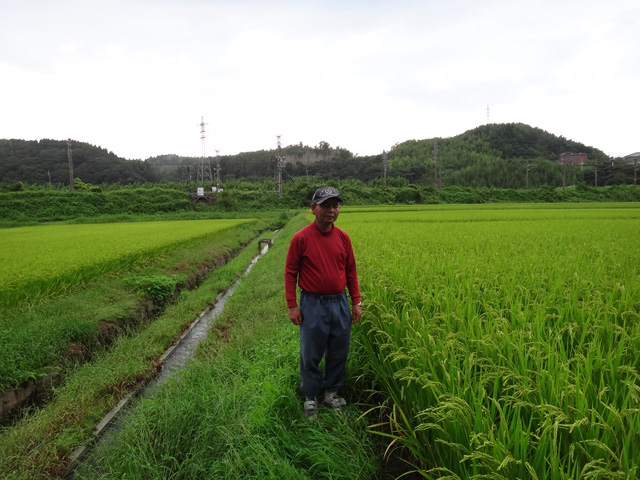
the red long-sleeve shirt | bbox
[285,222,360,308]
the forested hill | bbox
[391,123,608,167]
[388,123,621,187]
[1,124,632,189]
[0,139,155,186]
[456,123,608,161]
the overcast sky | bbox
[1,0,638,160]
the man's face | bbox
[311,198,340,227]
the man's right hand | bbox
[288,306,302,325]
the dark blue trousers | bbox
[299,290,352,400]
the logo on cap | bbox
[313,186,342,204]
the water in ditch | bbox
[67,238,275,479]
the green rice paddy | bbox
[341,203,640,478]
[0,219,252,306]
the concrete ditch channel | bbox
[65,233,278,478]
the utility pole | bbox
[67,139,74,192]
[215,149,221,191]
[594,160,598,187]
[433,139,441,189]
[486,105,490,123]
[525,158,537,189]
[622,154,639,185]
[276,135,285,197]
[562,158,566,189]
[382,150,388,186]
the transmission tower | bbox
[486,105,490,123]
[276,135,285,197]
[197,116,213,184]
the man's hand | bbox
[288,306,302,325]
[351,304,362,324]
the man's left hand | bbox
[351,304,362,324]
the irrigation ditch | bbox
[65,232,278,478]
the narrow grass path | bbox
[79,213,379,479]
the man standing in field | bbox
[285,186,362,420]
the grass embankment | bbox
[0,216,286,479]
[75,213,379,480]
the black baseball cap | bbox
[312,186,342,205]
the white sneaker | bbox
[322,395,347,411]
[304,399,317,420]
